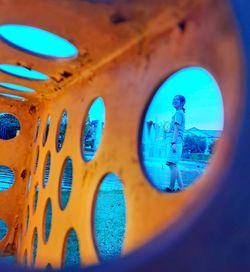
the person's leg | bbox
[176,166,184,189]
[169,163,177,190]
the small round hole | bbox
[59,158,72,210]
[0,93,26,101]
[0,24,78,59]
[0,220,8,240]
[0,64,49,81]
[43,198,52,243]
[0,113,21,140]
[0,82,35,93]
[34,118,40,143]
[63,229,80,268]
[43,152,51,188]
[43,116,51,146]
[33,184,39,213]
[26,206,29,234]
[32,228,38,266]
[81,97,105,162]
[34,146,39,174]
[94,173,126,262]
[56,111,67,152]
[27,175,31,193]
[0,165,15,191]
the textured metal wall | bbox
[0,0,247,270]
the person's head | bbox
[172,95,186,112]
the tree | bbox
[0,113,20,139]
[183,135,207,154]
[208,140,217,154]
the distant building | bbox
[184,127,222,154]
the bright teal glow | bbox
[0,83,35,93]
[146,67,224,130]
[0,24,78,59]
[0,93,26,101]
[88,97,105,122]
[0,64,48,80]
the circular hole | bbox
[63,229,80,268]
[56,111,67,152]
[0,24,78,59]
[34,118,40,143]
[0,113,21,140]
[0,82,35,93]
[32,228,38,266]
[0,165,15,191]
[59,158,72,210]
[43,116,51,146]
[43,198,52,243]
[43,152,51,188]
[27,175,31,193]
[26,206,29,234]
[81,97,105,162]
[34,146,39,173]
[0,93,26,101]
[94,173,126,262]
[0,64,49,81]
[0,220,8,240]
[33,184,39,213]
[140,67,224,193]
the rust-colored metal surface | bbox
[0,0,244,270]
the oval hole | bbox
[140,67,224,193]
[27,175,31,193]
[0,24,78,59]
[0,165,14,191]
[0,93,26,101]
[94,173,126,262]
[34,118,40,143]
[44,199,52,243]
[56,111,67,152]
[43,116,51,146]
[59,158,72,210]
[32,228,38,266]
[0,113,20,140]
[0,82,35,93]
[63,229,80,268]
[0,64,48,81]
[82,97,105,162]
[33,184,39,213]
[26,206,29,234]
[43,152,51,188]
[0,220,8,240]
[34,146,39,173]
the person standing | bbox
[165,95,186,192]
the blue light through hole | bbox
[0,83,35,93]
[140,67,224,192]
[0,93,26,101]
[0,24,78,59]
[0,64,48,81]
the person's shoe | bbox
[165,187,174,193]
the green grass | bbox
[60,190,126,266]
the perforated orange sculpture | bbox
[0,0,244,270]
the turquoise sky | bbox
[0,24,78,59]
[145,67,224,130]
[88,97,105,123]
